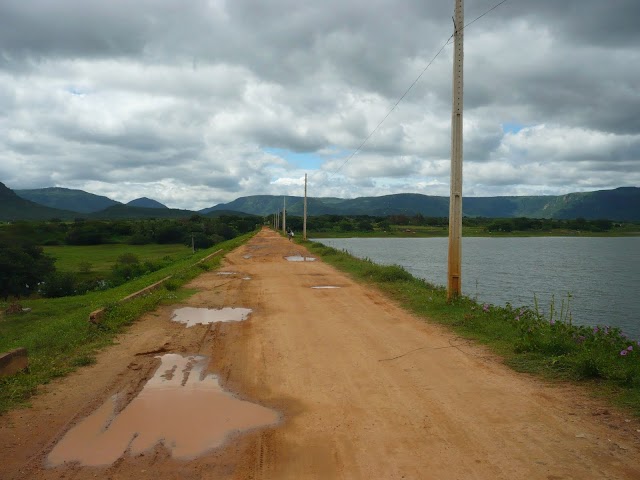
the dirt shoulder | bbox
[1,228,639,479]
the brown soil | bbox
[1,228,639,479]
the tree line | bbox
[0,215,259,300]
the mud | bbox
[284,255,316,262]
[171,307,252,327]
[47,354,279,467]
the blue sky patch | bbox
[502,122,525,134]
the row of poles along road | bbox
[272,0,464,302]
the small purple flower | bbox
[627,345,633,352]
[620,350,628,356]
[515,316,520,321]
[550,318,556,326]
[593,326,599,334]
[483,304,490,313]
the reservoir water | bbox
[316,237,640,340]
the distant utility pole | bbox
[282,197,287,234]
[303,173,308,240]
[447,0,464,301]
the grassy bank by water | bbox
[304,239,640,416]
[308,224,640,238]
[0,233,254,414]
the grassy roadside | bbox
[303,239,640,416]
[0,232,255,414]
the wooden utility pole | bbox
[447,0,464,301]
[282,197,286,234]
[303,173,308,240]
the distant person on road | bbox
[287,228,294,241]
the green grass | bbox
[43,244,193,276]
[304,239,640,416]
[0,233,255,414]
[308,224,640,238]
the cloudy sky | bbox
[1,0,639,210]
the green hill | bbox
[126,197,168,209]
[15,187,120,213]
[89,204,197,219]
[0,182,77,221]
[205,187,640,221]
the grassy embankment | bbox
[303,238,640,416]
[309,223,640,238]
[0,233,255,414]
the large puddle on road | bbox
[48,354,279,467]
[285,256,316,262]
[171,307,252,327]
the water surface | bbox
[317,237,640,339]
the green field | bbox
[43,244,193,276]
[0,233,254,414]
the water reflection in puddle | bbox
[171,307,252,327]
[48,354,279,467]
[311,286,341,289]
[285,256,316,262]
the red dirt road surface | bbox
[1,228,639,479]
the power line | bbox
[320,0,510,184]
[278,0,510,216]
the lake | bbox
[315,237,640,340]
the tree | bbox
[0,238,56,299]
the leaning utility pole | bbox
[447,0,464,301]
[282,197,286,234]
[303,173,308,240]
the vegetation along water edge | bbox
[301,237,640,416]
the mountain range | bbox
[2,183,639,221]
[204,187,640,221]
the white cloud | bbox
[0,0,638,209]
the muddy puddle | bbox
[285,255,316,262]
[48,354,279,467]
[171,307,252,327]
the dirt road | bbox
[1,228,639,479]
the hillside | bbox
[126,197,168,209]
[0,182,77,221]
[15,187,120,213]
[5,184,639,221]
[89,204,197,219]
[205,187,640,221]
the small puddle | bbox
[311,286,341,289]
[171,307,252,327]
[216,271,237,276]
[47,354,279,467]
[243,255,252,259]
[242,277,251,281]
[285,256,316,262]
